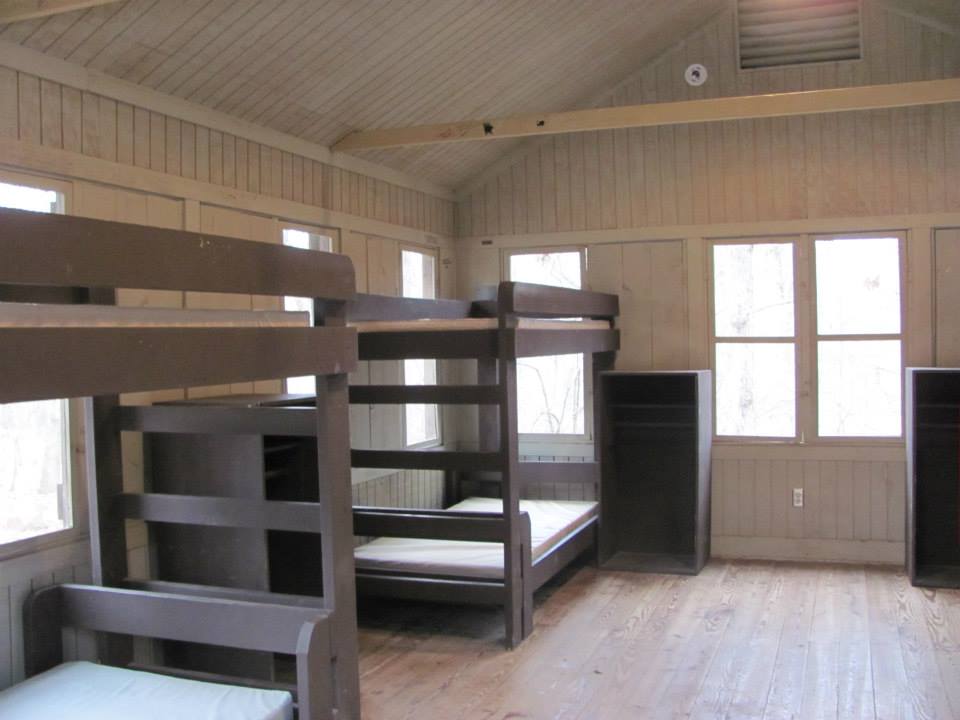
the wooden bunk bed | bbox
[0,208,360,720]
[346,281,619,648]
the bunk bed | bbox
[0,208,360,720]
[346,281,619,648]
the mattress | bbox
[354,496,598,580]
[0,661,293,720]
[0,303,308,328]
[351,317,610,333]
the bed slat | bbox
[353,508,508,542]
[351,449,503,471]
[348,384,501,405]
[119,404,317,436]
[119,493,326,533]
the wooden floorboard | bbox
[357,560,960,719]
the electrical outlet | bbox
[792,487,804,508]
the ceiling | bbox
[0,0,724,190]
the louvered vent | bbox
[738,0,861,69]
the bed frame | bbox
[0,207,360,720]
[346,281,619,648]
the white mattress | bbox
[351,317,610,333]
[0,661,293,720]
[354,497,598,580]
[0,303,308,328]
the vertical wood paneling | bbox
[458,4,959,237]
[5,68,454,237]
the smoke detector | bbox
[684,63,707,87]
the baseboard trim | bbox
[712,536,905,566]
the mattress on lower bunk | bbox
[0,661,293,720]
[354,497,598,580]
[351,317,610,333]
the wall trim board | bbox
[0,41,454,201]
[0,539,89,588]
[0,137,447,246]
[712,443,906,463]
[459,214,960,248]
[712,536,904,565]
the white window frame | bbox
[708,232,906,445]
[400,243,442,449]
[502,246,593,446]
[0,170,88,561]
[281,223,340,395]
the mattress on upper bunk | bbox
[0,661,293,720]
[353,496,598,580]
[351,317,610,333]
[0,303,309,327]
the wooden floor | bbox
[357,560,960,719]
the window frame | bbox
[399,243,442,449]
[0,170,89,561]
[281,222,340,395]
[708,232,906,446]
[502,246,594,445]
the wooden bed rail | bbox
[347,293,472,321]
[119,493,328,533]
[354,507,526,542]
[497,282,619,319]
[23,584,332,681]
[0,326,356,404]
[0,208,355,300]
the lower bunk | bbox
[1,584,334,720]
[352,495,598,638]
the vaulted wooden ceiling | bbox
[0,0,725,189]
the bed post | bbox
[498,297,532,648]
[83,287,133,667]
[593,350,617,564]
[315,299,361,719]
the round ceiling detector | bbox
[685,63,708,87]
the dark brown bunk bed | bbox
[0,208,360,720]
[346,281,619,648]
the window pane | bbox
[0,181,58,212]
[716,343,796,437]
[714,243,794,337]
[818,340,901,437]
[282,229,333,394]
[0,400,71,544]
[816,237,900,335]
[517,354,585,434]
[509,252,581,289]
[404,359,439,445]
[402,250,436,300]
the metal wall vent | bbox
[737,0,862,69]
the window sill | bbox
[0,528,90,565]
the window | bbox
[0,180,72,547]
[507,250,586,436]
[282,227,335,395]
[815,236,902,437]
[401,248,440,447]
[711,235,903,440]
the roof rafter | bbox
[333,78,960,152]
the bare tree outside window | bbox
[509,251,585,435]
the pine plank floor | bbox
[356,560,960,720]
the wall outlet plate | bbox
[792,487,804,508]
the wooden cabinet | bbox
[907,368,960,587]
[599,371,712,574]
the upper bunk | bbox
[0,207,358,403]
[346,281,619,360]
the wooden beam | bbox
[333,78,960,151]
[0,0,123,23]
[876,0,960,38]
